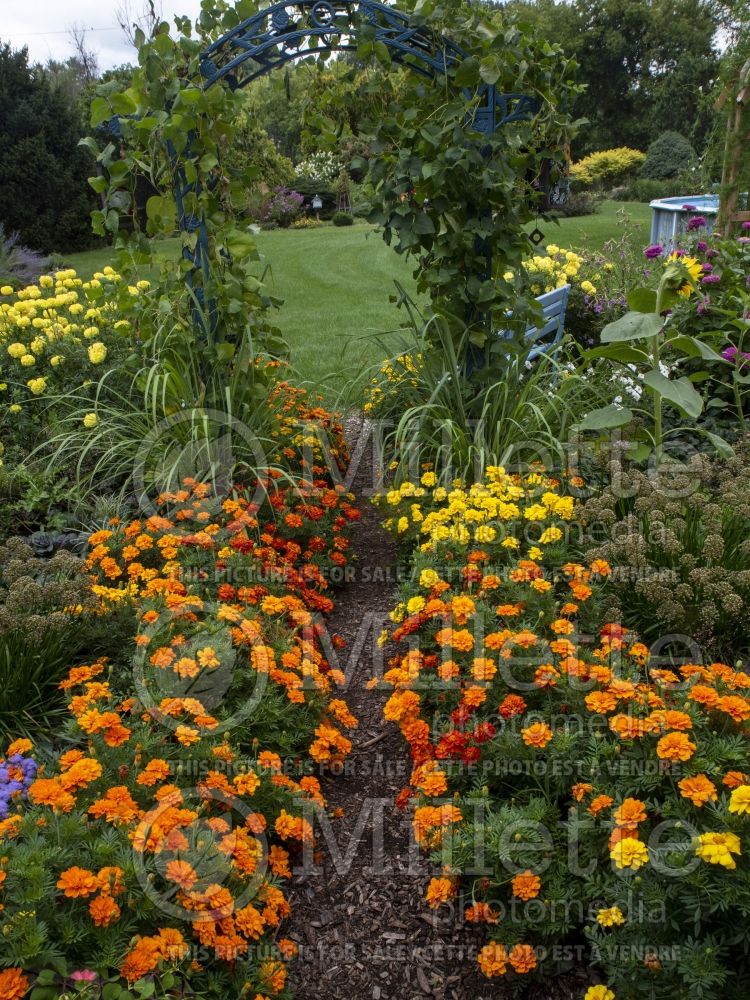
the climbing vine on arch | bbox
[86,0,580,364]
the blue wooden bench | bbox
[520,283,571,361]
[466,283,571,376]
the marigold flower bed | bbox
[0,385,359,999]
[376,468,750,999]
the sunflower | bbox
[666,251,702,297]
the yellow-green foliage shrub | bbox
[571,147,646,188]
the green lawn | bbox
[64,200,652,399]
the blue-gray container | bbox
[649,194,720,246]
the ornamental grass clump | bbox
[579,443,750,660]
[376,466,750,1000]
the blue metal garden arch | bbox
[176,0,542,306]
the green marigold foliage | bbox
[640,130,697,180]
[570,147,646,188]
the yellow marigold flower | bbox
[729,785,750,815]
[88,341,108,364]
[419,568,440,588]
[9,404,21,414]
[596,906,625,927]
[50,355,64,366]
[20,353,35,366]
[0,285,13,296]
[83,412,99,429]
[610,837,649,870]
[406,596,426,614]
[26,377,47,395]
[695,831,742,869]
[523,504,547,521]
[7,342,26,358]
[29,336,45,354]
[421,471,436,487]
[584,988,615,1000]
[397,517,409,533]
[581,280,597,295]
[136,279,151,290]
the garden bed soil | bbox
[287,413,587,1000]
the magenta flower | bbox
[743,221,750,230]
[682,204,697,211]
[696,240,708,252]
[70,971,98,982]
[723,345,750,366]
[644,244,664,259]
[687,216,706,230]
[701,274,721,284]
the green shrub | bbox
[553,189,603,217]
[640,131,697,180]
[612,177,689,202]
[570,147,646,188]
[0,44,95,253]
[332,211,355,227]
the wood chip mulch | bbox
[285,414,588,1000]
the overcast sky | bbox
[2,1,205,70]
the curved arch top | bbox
[200,1,466,91]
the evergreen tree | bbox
[0,43,95,253]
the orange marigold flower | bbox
[509,943,537,973]
[426,875,456,908]
[88,786,140,824]
[723,771,749,789]
[656,732,696,762]
[511,870,540,900]
[716,695,750,723]
[499,694,527,719]
[588,794,614,816]
[688,684,719,708]
[613,798,647,827]
[478,942,508,978]
[521,722,553,749]
[585,692,617,714]
[465,902,499,923]
[89,893,121,926]
[679,774,718,807]
[572,782,593,801]
[166,860,197,891]
[57,866,99,898]
[0,969,29,1000]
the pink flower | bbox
[70,971,98,982]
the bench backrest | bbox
[525,283,571,358]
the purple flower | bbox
[644,244,664,259]
[687,216,706,231]
[696,240,708,252]
[682,204,697,211]
[742,221,750,230]
[0,753,37,819]
[706,249,719,258]
[723,345,750,366]
[696,296,710,316]
[701,263,713,273]
[701,274,721,284]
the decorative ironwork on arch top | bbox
[198,1,541,135]
[178,1,542,328]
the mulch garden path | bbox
[287,414,586,1000]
